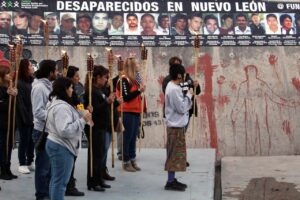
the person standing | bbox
[31,60,58,200]
[116,57,145,172]
[16,59,35,174]
[0,58,18,180]
[64,66,85,196]
[164,64,192,191]
[84,65,112,191]
[45,77,91,200]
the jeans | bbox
[46,139,74,200]
[122,113,140,163]
[117,131,122,156]
[32,129,51,200]
[18,126,34,165]
[102,131,112,167]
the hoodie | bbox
[31,78,52,131]
[46,98,86,156]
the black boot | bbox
[6,165,17,179]
[0,166,12,180]
[65,178,84,196]
[103,167,115,181]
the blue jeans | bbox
[18,126,34,165]
[102,131,112,167]
[122,113,140,163]
[46,139,74,200]
[32,129,51,200]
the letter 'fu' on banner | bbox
[1,0,300,46]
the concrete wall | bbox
[26,46,300,157]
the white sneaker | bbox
[27,164,35,171]
[18,166,30,174]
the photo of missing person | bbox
[249,13,265,35]
[44,12,60,34]
[156,14,170,35]
[108,13,124,35]
[140,13,157,36]
[279,13,296,35]
[0,11,12,35]
[11,10,30,36]
[203,14,220,35]
[124,13,140,35]
[187,13,203,35]
[60,12,76,37]
[92,13,109,36]
[264,13,280,35]
[170,13,188,36]
[76,13,92,35]
[234,13,251,35]
[219,14,234,35]
[28,14,43,35]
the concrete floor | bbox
[1,148,215,200]
[222,156,300,200]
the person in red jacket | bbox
[116,57,145,172]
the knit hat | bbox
[0,51,10,68]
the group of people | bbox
[0,51,200,199]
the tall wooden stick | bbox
[87,54,94,177]
[6,44,15,156]
[41,20,49,59]
[139,44,148,152]
[61,50,69,77]
[117,57,124,161]
[11,37,23,150]
[192,35,200,137]
[107,48,115,168]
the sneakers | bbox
[164,180,186,191]
[131,161,141,171]
[27,164,35,171]
[123,163,136,172]
[18,166,30,174]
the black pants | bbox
[0,128,13,169]
[86,127,105,186]
[18,126,34,166]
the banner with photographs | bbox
[1,0,300,46]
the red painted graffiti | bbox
[282,120,291,136]
[292,77,300,94]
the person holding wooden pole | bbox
[0,52,18,180]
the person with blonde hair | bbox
[116,57,145,172]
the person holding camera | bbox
[164,63,192,191]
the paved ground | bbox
[222,156,300,200]
[1,148,215,200]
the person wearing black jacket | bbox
[84,65,115,191]
[65,66,85,196]
[0,59,18,180]
[16,59,35,175]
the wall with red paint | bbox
[24,46,300,157]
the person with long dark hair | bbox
[64,66,84,196]
[16,59,35,174]
[84,65,113,191]
[31,59,58,200]
[0,58,18,181]
[45,77,91,200]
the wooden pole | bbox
[139,44,148,152]
[87,54,94,177]
[6,44,15,156]
[117,57,124,161]
[107,48,115,168]
[192,35,200,137]
[61,50,69,77]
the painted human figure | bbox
[231,65,298,155]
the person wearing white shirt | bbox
[203,14,220,35]
[125,13,140,35]
[234,14,251,35]
[108,13,124,35]
[265,14,281,35]
[156,14,170,35]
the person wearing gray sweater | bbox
[45,77,91,200]
[164,64,192,192]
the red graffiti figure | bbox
[231,65,297,155]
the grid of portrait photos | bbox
[1,10,300,46]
